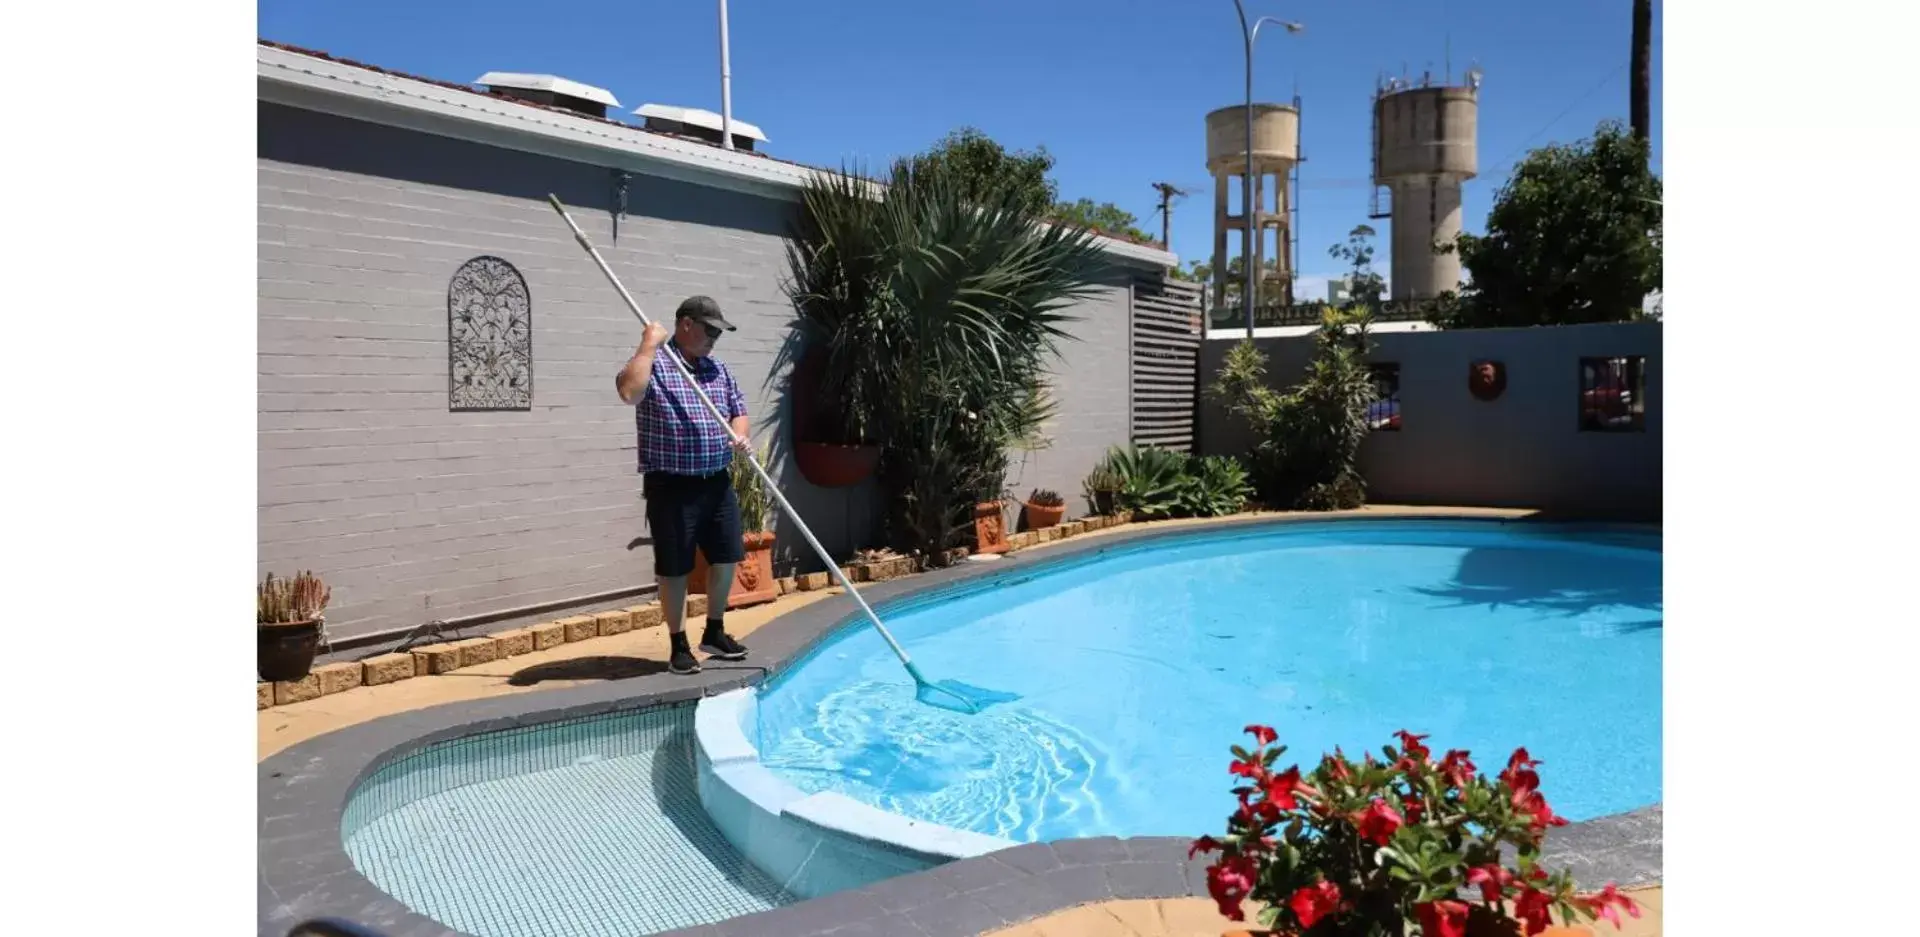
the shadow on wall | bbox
[257,102,795,238]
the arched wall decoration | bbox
[1467,359,1507,401]
[447,255,533,411]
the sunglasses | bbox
[702,323,724,341]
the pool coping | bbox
[258,512,1663,937]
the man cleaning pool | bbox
[614,295,753,675]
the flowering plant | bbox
[1191,727,1641,936]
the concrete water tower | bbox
[1205,102,1299,317]
[1370,75,1479,301]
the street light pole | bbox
[718,0,735,151]
[1231,3,1302,338]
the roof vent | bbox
[474,72,621,119]
[634,103,767,152]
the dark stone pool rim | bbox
[258,512,1662,937]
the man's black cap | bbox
[675,295,737,332]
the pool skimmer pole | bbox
[545,195,1015,716]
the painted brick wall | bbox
[258,102,1155,642]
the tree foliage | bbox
[1442,121,1662,328]
[907,127,1057,218]
[910,126,1151,244]
[1051,197,1152,244]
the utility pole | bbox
[1150,182,1189,249]
[1630,0,1651,150]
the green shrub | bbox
[1090,445,1252,520]
[1209,306,1377,511]
[1094,444,1187,520]
[1177,455,1254,518]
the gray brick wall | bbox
[259,102,1159,642]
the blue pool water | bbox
[754,520,1661,843]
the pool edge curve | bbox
[258,511,1661,937]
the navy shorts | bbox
[643,470,744,578]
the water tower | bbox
[1205,102,1299,318]
[1369,73,1479,301]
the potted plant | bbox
[1022,488,1067,530]
[1082,466,1123,517]
[789,347,883,488]
[1194,727,1642,937]
[691,445,781,608]
[258,570,331,683]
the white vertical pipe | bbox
[718,0,735,150]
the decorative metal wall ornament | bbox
[1467,360,1507,402]
[447,255,533,411]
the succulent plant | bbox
[1028,488,1065,507]
[258,570,331,624]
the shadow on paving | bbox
[506,655,671,686]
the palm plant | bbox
[786,159,1109,557]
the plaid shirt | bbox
[634,345,747,476]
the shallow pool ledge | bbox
[694,688,1019,900]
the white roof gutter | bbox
[256,43,1176,268]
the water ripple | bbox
[757,680,1110,841]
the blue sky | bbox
[259,0,1661,296]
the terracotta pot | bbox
[689,531,780,609]
[258,619,322,682]
[1022,501,1067,530]
[793,441,882,488]
[973,501,1010,555]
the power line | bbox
[1488,63,1627,171]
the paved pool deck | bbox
[980,893,1664,937]
[259,507,1662,937]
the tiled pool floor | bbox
[346,719,797,937]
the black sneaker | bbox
[668,633,701,675]
[700,622,749,661]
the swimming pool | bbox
[749,519,1662,844]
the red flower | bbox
[1323,749,1352,782]
[1244,724,1277,746]
[1187,836,1218,859]
[1578,882,1642,927]
[1439,749,1477,789]
[1501,748,1543,793]
[1206,855,1257,921]
[1288,881,1342,929]
[1354,798,1404,846]
[1262,766,1303,811]
[1513,887,1555,936]
[1465,864,1515,903]
[1415,900,1471,937]
[1511,786,1569,836]
[1394,729,1431,763]
[1230,758,1264,780]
